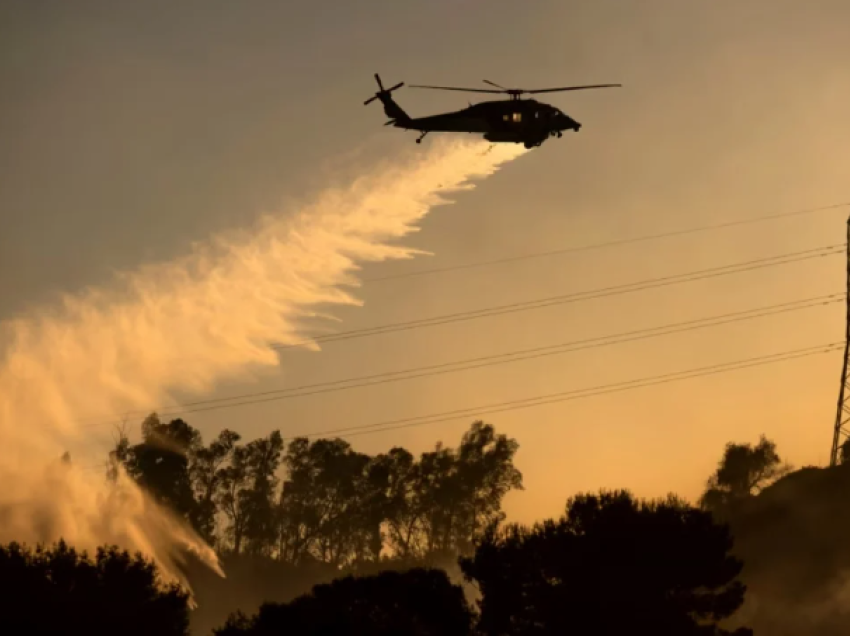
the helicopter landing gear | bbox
[415,131,428,144]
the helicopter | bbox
[364,73,621,149]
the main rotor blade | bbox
[482,79,507,89]
[408,81,622,96]
[408,84,504,94]
[526,83,622,94]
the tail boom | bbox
[365,73,412,127]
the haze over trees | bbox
[9,414,850,635]
[213,568,475,636]
[104,414,755,634]
[108,414,523,568]
[697,435,850,636]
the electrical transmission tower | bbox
[830,215,850,466]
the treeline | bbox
[107,414,523,566]
[0,491,754,636]
[4,415,850,635]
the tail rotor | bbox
[364,73,404,105]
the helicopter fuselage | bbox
[390,99,580,148]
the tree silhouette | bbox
[277,436,381,565]
[442,421,523,554]
[99,415,524,632]
[213,567,474,636]
[460,490,753,635]
[385,421,523,560]
[191,428,241,545]
[377,446,425,557]
[110,413,201,522]
[700,434,790,513]
[217,442,252,554]
[0,540,190,636]
[108,417,522,568]
[242,431,285,556]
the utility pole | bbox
[830,215,850,466]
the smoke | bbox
[715,464,850,635]
[0,138,527,596]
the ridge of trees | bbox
[107,414,524,568]
[10,415,849,634]
[0,485,753,635]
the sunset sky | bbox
[2,0,850,526]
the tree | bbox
[700,435,790,512]
[0,540,190,636]
[277,437,384,566]
[418,421,523,557]
[242,431,285,556]
[104,416,522,578]
[213,568,474,636]
[377,446,427,557]
[216,443,252,555]
[460,490,753,636]
[109,413,201,522]
[190,429,241,546]
[213,431,285,556]
[273,421,523,566]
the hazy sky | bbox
[2,0,850,525]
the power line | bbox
[278,244,842,349]
[293,342,844,441]
[71,242,842,429]
[364,201,850,283]
[69,244,841,428]
[95,293,840,423]
[75,341,842,473]
[74,244,841,427]
[69,202,850,469]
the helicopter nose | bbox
[562,115,581,131]
[557,115,581,132]
[552,115,578,132]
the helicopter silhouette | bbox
[364,73,621,149]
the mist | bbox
[0,138,527,595]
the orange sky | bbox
[2,0,850,526]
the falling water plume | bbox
[0,138,527,597]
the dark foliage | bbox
[0,539,190,636]
[109,417,522,634]
[460,490,753,636]
[110,414,200,522]
[99,414,769,635]
[213,567,474,636]
[109,417,523,567]
[700,434,790,514]
[715,460,850,635]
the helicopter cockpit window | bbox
[512,112,522,122]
